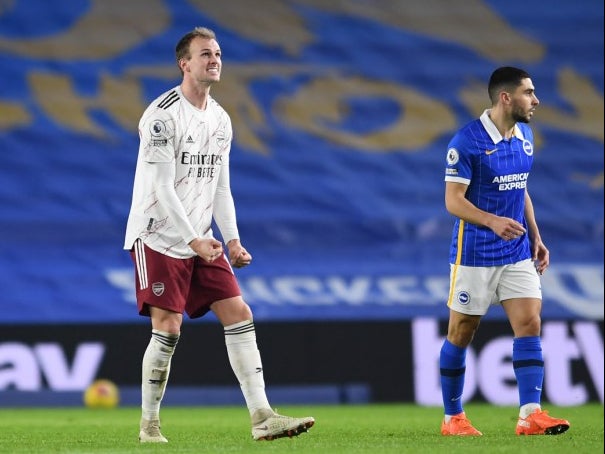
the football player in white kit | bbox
[124,27,314,443]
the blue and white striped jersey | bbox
[444,110,534,266]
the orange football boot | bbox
[441,412,482,436]
[516,409,570,435]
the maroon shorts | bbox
[130,240,242,319]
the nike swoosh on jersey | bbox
[485,148,498,155]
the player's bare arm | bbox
[445,181,526,241]
[524,191,549,273]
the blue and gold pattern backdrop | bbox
[1,0,602,323]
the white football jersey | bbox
[124,86,239,258]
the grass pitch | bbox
[0,403,602,453]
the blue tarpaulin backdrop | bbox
[0,0,602,323]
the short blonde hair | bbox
[175,27,217,74]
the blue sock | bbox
[513,336,544,406]
[440,339,466,415]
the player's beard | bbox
[511,105,532,124]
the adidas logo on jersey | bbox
[186,135,194,144]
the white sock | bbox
[443,411,464,423]
[141,329,179,421]
[519,403,541,418]
[225,320,271,416]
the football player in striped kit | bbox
[439,66,569,436]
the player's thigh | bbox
[448,264,502,315]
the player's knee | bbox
[239,301,253,320]
[227,300,253,322]
[211,296,253,324]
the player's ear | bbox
[178,57,188,73]
[500,90,512,105]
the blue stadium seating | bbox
[0,0,602,323]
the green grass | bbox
[0,403,602,453]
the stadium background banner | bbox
[0,1,602,403]
[0,320,602,406]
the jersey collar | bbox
[480,109,525,144]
